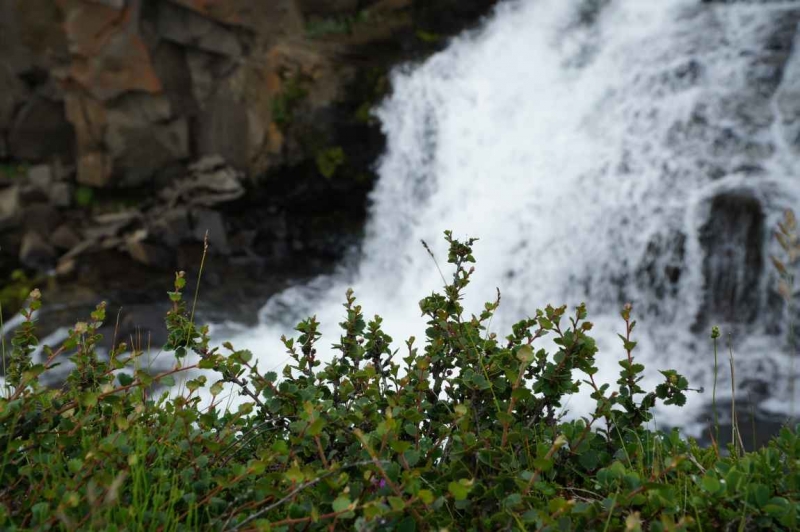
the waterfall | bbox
[216,0,800,433]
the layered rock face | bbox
[0,0,497,308]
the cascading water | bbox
[215,0,800,434]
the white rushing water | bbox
[210,0,800,433]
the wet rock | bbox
[698,191,765,326]
[635,230,686,317]
[775,22,800,154]
[19,230,56,270]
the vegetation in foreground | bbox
[0,231,798,531]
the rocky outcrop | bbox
[1,0,499,182]
[0,0,499,310]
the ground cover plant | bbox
[0,232,798,531]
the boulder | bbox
[27,164,53,192]
[19,230,56,270]
[47,182,73,208]
[698,191,764,325]
[50,224,82,251]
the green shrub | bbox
[0,232,798,530]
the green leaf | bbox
[396,516,416,532]
[285,467,305,484]
[332,496,352,513]
[448,480,472,501]
[701,474,721,494]
[517,345,534,363]
[403,449,421,467]
[67,458,83,474]
[118,373,134,386]
[210,381,224,396]
[417,489,434,505]
[388,496,405,511]
[747,483,770,508]
[579,450,599,471]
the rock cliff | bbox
[0,0,498,315]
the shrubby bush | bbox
[0,232,798,531]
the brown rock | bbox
[62,1,162,100]
[76,151,112,187]
[64,93,106,152]
[19,230,56,269]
